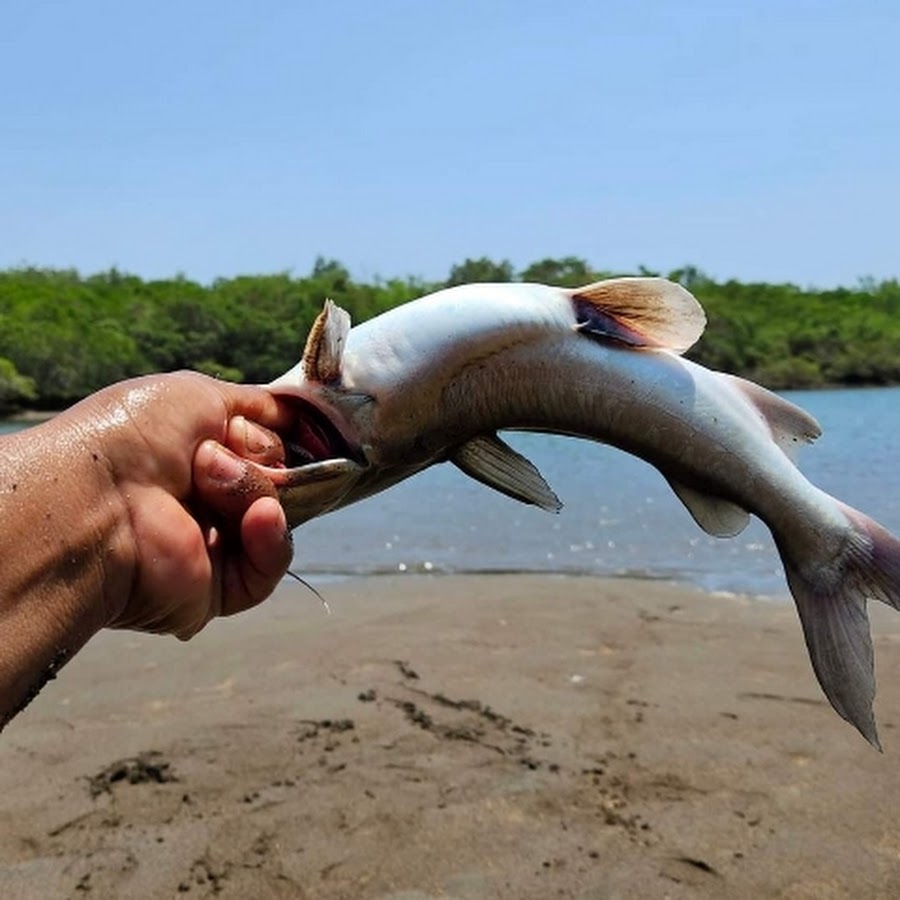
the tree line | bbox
[1,256,898,412]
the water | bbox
[4,388,898,598]
[293,386,900,598]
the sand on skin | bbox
[2,574,900,899]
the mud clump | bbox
[88,752,177,798]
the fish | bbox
[258,277,900,748]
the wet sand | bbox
[2,574,900,899]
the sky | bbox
[2,0,898,288]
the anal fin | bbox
[668,479,751,537]
[452,434,562,513]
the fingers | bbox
[213,379,297,435]
[193,440,293,619]
[223,496,292,617]
[194,440,279,512]
[225,416,286,467]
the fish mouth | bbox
[254,396,368,526]
[275,397,363,469]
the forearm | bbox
[0,373,294,728]
[0,416,132,727]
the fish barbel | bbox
[259,277,900,747]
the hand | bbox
[72,372,296,638]
[0,371,297,726]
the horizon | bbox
[1,257,897,293]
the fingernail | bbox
[231,416,285,464]
[243,417,275,454]
[207,445,246,483]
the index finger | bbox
[213,381,298,435]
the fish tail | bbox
[778,501,900,749]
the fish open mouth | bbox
[256,396,367,526]
[276,397,361,469]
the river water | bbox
[4,387,899,598]
[294,386,900,598]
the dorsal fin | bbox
[452,434,562,512]
[723,374,822,462]
[570,277,706,354]
[302,299,351,384]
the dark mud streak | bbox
[87,752,178,798]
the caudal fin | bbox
[780,504,900,749]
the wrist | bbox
[0,409,135,724]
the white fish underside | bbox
[263,279,900,748]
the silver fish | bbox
[260,277,900,748]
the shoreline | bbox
[298,567,795,603]
[3,573,900,898]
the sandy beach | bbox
[3,574,900,899]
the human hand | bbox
[68,371,296,638]
[0,371,300,726]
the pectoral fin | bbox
[667,479,751,537]
[571,277,706,354]
[452,434,562,512]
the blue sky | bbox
[2,0,898,287]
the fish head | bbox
[251,300,418,527]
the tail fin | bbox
[779,505,900,749]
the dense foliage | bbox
[0,257,897,412]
